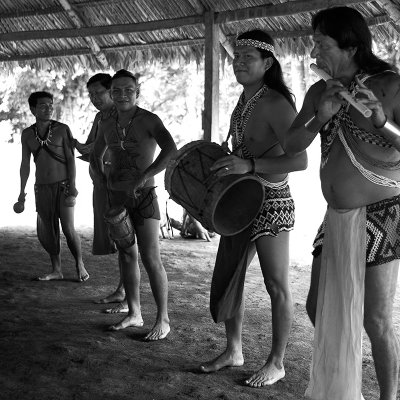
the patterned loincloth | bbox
[251,179,295,241]
[313,195,400,267]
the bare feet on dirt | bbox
[104,301,128,314]
[144,319,170,341]
[199,350,244,373]
[245,363,285,387]
[94,291,125,304]
[37,271,64,281]
[108,314,144,331]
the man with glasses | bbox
[15,91,89,282]
[93,69,176,340]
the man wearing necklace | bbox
[93,69,176,341]
[16,91,89,283]
[199,30,307,387]
[75,73,128,313]
[74,74,127,310]
[284,7,400,400]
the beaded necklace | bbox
[35,122,53,146]
[115,108,138,150]
[231,85,269,153]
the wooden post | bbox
[203,10,219,142]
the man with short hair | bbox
[94,69,176,340]
[284,6,400,399]
[16,91,88,282]
[74,74,127,309]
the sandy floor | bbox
[1,143,398,399]
[1,225,398,400]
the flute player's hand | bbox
[354,76,386,127]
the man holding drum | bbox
[199,30,307,386]
[93,69,176,341]
[284,7,400,400]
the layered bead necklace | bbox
[231,85,269,153]
[35,122,53,146]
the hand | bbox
[221,141,230,153]
[210,155,251,177]
[317,79,347,122]
[354,76,386,127]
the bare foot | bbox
[103,301,128,314]
[94,291,125,304]
[144,320,170,341]
[109,314,144,331]
[77,263,89,282]
[37,272,63,281]
[245,363,285,387]
[199,350,244,373]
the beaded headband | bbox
[235,39,275,55]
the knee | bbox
[141,253,163,273]
[61,224,76,239]
[264,278,289,301]
[364,311,392,339]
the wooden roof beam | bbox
[0,0,368,42]
[187,0,234,58]
[0,14,388,63]
[58,0,108,68]
[377,0,400,33]
[216,0,367,23]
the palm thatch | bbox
[1,0,400,71]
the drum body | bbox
[165,140,265,236]
[104,206,135,249]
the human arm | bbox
[74,113,101,159]
[355,74,400,152]
[283,80,347,156]
[125,116,177,196]
[63,126,78,196]
[212,94,307,176]
[17,129,32,204]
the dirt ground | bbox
[1,225,398,400]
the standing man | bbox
[74,74,126,310]
[15,91,89,282]
[94,69,176,340]
[285,7,400,400]
[199,30,307,387]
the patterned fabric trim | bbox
[321,75,392,167]
[312,195,400,267]
[251,181,295,241]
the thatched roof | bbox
[1,0,400,71]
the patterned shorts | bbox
[251,184,295,241]
[312,195,400,267]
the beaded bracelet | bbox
[250,158,256,174]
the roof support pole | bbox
[203,10,219,142]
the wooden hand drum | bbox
[165,140,265,236]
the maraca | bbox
[13,201,25,213]
[13,193,26,213]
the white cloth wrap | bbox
[305,207,366,400]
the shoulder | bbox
[367,70,400,97]
[258,89,295,115]
[136,107,164,126]
[21,125,34,139]
[51,120,69,130]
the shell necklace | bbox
[35,122,53,146]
